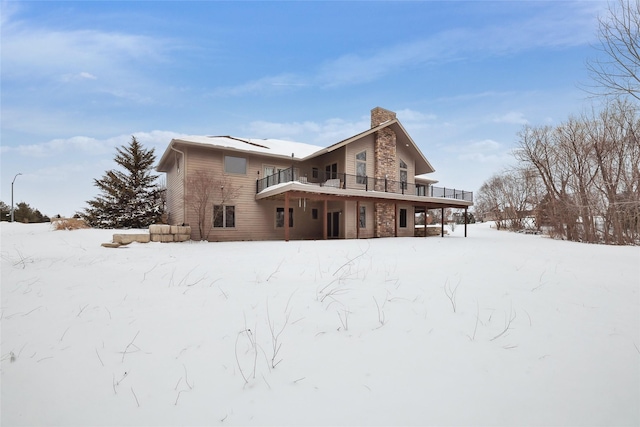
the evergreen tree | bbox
[0,201,9,221]
[5,201,49,223]
[81,136,164,228]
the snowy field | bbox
[1,221,638,426]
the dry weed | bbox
[51,218,90,231]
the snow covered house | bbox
[156,107,473,241]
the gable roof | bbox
[157,119,436,175]
[157,135,325,171]
[304,118,435,175]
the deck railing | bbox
[256,167,473,202]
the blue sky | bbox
[1,0,608,217]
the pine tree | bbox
[81,136,164,228]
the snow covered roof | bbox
[174,135,324,160]
[158,118,435,176]
[415,174,439,184]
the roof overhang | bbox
[416,174,439,185]
[157,138,312,172]
[301,119,435,175]
[157,118,437,177]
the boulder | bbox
[113,234,150,245]
[151,234,174,243]
[149,224,171,235]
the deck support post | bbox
[464,206,468,238]
[441,207,445,237]
[425,206,428,238]
[284,192,290,242]
[356,200,360,239]
[395,203,398,237]
[323,199,328,240]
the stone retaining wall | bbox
[103,224,191,247]
[148,224,191,242]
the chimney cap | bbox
[371,106,397,128]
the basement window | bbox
[399,208,407,228]
[276,207,294,228]
[213,205,235,228]
[359,205,366,228]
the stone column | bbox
[372,107,398,238]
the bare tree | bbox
[515,101,639,244]
[586,0,640,100]
[586,99,640,244]
[476,169,540,231]
[515,125,578,239]
[185,170,241,240]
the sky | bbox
[1,0,611,217]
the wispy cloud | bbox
[210,74,309,97]
[397,109,437,123]
[246,116,369,146]
[440,138,513,165]
[493,112,529,125]
[59,71,98,83]
[211,2,601,96]
[1,9,178,106]
[2,131,183,158]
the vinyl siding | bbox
[396,143,416,183]
[162,128,428,241]
[183,147,328,241]
[165,150,184,225]
[345,134,375,178]
[344,200,374,239]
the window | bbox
[325,163,338,180]
[213,205,235,228]
[399,159,408,188]
[312,167,319,179]
[225,156,247,174]
[359,205,366,228]
[312,208,318,220]
[399,208,407,228]
[225,206,235,228]
[356,151,367,184]
[276,207,294,228]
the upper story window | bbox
[326,163,338,180]
[225,156,247,175]
[356,151,367,184]
[399,159,408,188]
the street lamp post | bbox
[11,173,22,223]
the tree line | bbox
[476,0,639,245]
[0,201,50,223]
[477,100,639,244]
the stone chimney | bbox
[372,107,398,238]
[371,106,397,128]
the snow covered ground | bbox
[1,221,638,426]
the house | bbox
[156,107,473,241]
